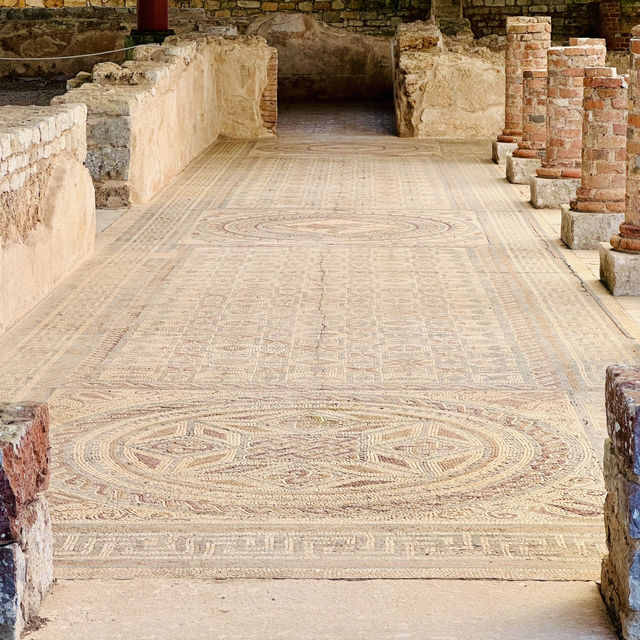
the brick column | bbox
[506,69,547,183]
[601,38,640,295]
[530,38,607,209]
[600,0,631,52]
[0,403,52,640]
[561,67,627,249]
[491,16,551,165]
[601,366,640,638]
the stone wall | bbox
[0,103,95,336]
[247,13,392,99]
[464,0,600,40]
[55,34,277,207]
[393,21,504,137]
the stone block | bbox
[529,176,580,209]
[492,139,517,165]
[560,205,624,249]
[0,543,25,640]
[506,154,539,184]
[0,498,52,640]
[0,404,49,544]
[602,554,640,640]
[601,245,640,296]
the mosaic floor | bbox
[1,102,638,579]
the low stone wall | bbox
[0,403,52,640]
[0,103,95,336]
[393,21,504,137]
[55,34,278,208]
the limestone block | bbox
[529,176,579,209]
[395,20,443,52]
[601,246,640,297]
[86,116,131,148]
[506,154,539,183]
[0,543,25,640]
[602,554,640,640]
[85,147,130,181]
[560,205,624,250]
[492,140,517,165]
[0,403,49,544]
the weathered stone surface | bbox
[600,245,640,297]
[0,403,49,544]
[56,33,277,206]
[246,14,390,101]
[0,103,95,336]
[506,154,539,184]
[394,22,504,139]
[560,205,624,250]
[529,176,580,209]
[492,140,517,165]
[0,543,25,640]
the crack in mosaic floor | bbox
[0,103,636,579]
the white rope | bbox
[0,45,143,62]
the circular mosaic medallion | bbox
[190,213,459,244]
[54,400,601,522]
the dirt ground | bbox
[0,77,68,106]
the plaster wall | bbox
[0,104,95,336]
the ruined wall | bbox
[393,21,504,137]
[0,2,613,39]
[247,13,391,98]
[55,34,277,207]
[0,103,95,335]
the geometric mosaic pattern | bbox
[0,103,636,579]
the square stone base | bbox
[506,155,540,184]
[492,140,518,165]
[600,245,640,296]
[560,206,624,250]
[529,176,580,209]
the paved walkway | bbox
[0,103,638,593]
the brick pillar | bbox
[514,69,548,160]
[506,69,548,183]
[530,39,607,208]
[560,67,627,249]
[0,403,52,640]
[492,16,551,165]
[498,16,551,142]
[601,366,640,638]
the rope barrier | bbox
[0,45,143,62]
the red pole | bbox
[137,0,169,32]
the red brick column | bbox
[536,39,607,180]
[513,69,548,159]
[571,67,627,213]
[497,16,551,144]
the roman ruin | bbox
[2,0,640,637]
[561,66,627,249]
[530,38,607,209]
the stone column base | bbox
[492,140,518,165]
[529,176,580,209]
[506,155,540,184]
[560,206,624,249]
[600,245,640,296]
